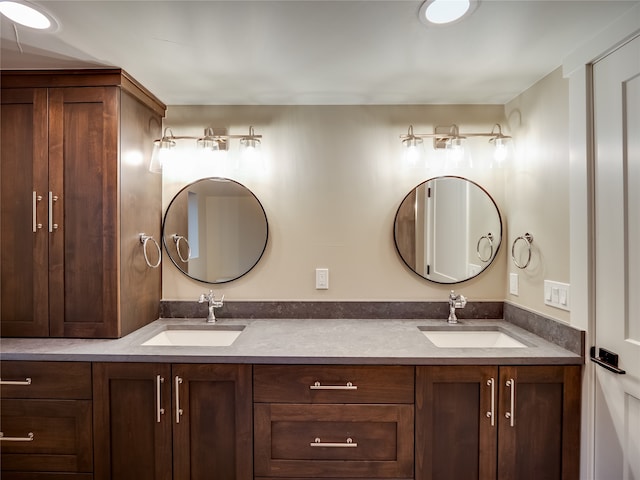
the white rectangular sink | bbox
[421,328,527,348]
[141,326,244,347]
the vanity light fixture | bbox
[0,0,58,30]
[400,123,511,166]
[149,125,263,173]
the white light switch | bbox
[509,273,519,296]
[316,268,329,290]
[544,280,570,311]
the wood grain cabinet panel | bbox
[93,362,252,480]
[254,365,414,404]
[0,70,164,338]
[0,361,93,478]
[254,365,415,479]
[416,365,581,480]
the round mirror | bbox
[394,176,502,284]
[162,177,268,284]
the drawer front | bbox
[0,399,93,473]
[254,403,413,478]
[1,362,91,399]
[254,365,414,404]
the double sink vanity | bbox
[0,69,582,479]
[1,313,583,480]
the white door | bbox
[593,34,640,480]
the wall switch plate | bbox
[544,280,570,311]
[509,273,519,296]
[315,268,329,289]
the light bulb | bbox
[493,138,508,165]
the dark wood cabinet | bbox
[0,362,93,478]
[93,362,253,480]
[416,365,581,480]
[1,70,165,338]
[254,365,414,479]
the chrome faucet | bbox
[198,290,224,323]
[448,290,467,324]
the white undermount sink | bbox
[141,325,245,347]
[420,327,528,348]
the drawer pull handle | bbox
[310,381,357,390]
[0,378,32,386]
[310,437,357,448]
[0,432,34,442]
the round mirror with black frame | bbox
[394,176,502,284]
[162,177,268,284]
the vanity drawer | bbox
[254,365,414,404]
[1,362,92,399]
[254,403,414,478]
[0,399,93,473]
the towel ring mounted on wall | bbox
[511,233,534,269]
[139,234,161,268]
[476,233,494,263]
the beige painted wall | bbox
[161,105,509,302]
[504,68,571,322]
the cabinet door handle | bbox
[309,381,357,390]
[175,376,183,423]
[156,375,165,423]
[310,437,357,448]
[48,192,59,232]
[0,378,32,386]
[505,378,515,427]
[0,432,34,442]
[32,192,43,232]
[486,377,495,427]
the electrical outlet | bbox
[315,268,329,290]
[544,280,570,311]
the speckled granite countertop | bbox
[0,318,583,365]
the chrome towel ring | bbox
[172,234,191,263]
[476,233,494,263]
[511,233,534,269]
[139,234,161,268]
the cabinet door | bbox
[416,366,498,480]
[0,88,49,336]
[172,364,253,480]
[93,363,172,480]
[48,87,119,338]
[498,366,581,480]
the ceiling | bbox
[1,0,637,105]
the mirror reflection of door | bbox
[427,177,469,282]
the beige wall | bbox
[161,105,509,302]
[161,77,572,324]
[504,68,571,322]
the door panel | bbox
[48,87,119,337]
[593,34,640,480]
[92,363,172,480]
[0,88,49,336]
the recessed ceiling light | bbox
[419,0,477,26]
[0,1,58,30]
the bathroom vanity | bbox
[0,317,582,480]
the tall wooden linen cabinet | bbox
[0,70,166,338]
